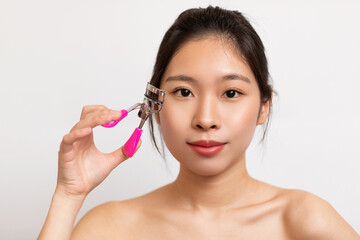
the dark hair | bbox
[148,6,274,158]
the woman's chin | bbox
[180,160,231,177]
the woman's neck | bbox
[170,155,259,215]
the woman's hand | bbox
[55,105,141,198]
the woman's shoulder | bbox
[71,184,359,239]
[71,185,170,239]
[70,200,138,239]
[278,188,359,239]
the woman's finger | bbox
[72,110,122,131]
[80,105,107,119]
[59,127,92,153]
[107,139,142,170]
[79,108,107,123]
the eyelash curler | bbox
[102,82,165,157]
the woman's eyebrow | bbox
[165,74,251,84]
[222,74,251,84]
[165,75,195,82]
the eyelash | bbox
[223,89,243,98]
[172,87,243,98]
[172,87,193,97]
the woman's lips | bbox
[187,140,226,156]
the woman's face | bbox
[158,37,270,176]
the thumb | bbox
[108,139,142,169]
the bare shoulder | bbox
[282,189,360,240]
[71,199,143,240]
[71,185,170,240]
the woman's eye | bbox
[224,89,241,98]
[174,88,193,97]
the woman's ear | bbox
[257,91,272,126]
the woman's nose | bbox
[191,96,221,131]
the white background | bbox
[1,0,359,238]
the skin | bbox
[38,36,360,240]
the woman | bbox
[38,6,359,239]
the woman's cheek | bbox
[158,102,192,161]
[223,101,259,143]
[159,100,189,141]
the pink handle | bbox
[123,128,143,157]
[102,110,128,128]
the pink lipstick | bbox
[187,140,226,157]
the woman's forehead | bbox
[161,37,256,87]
